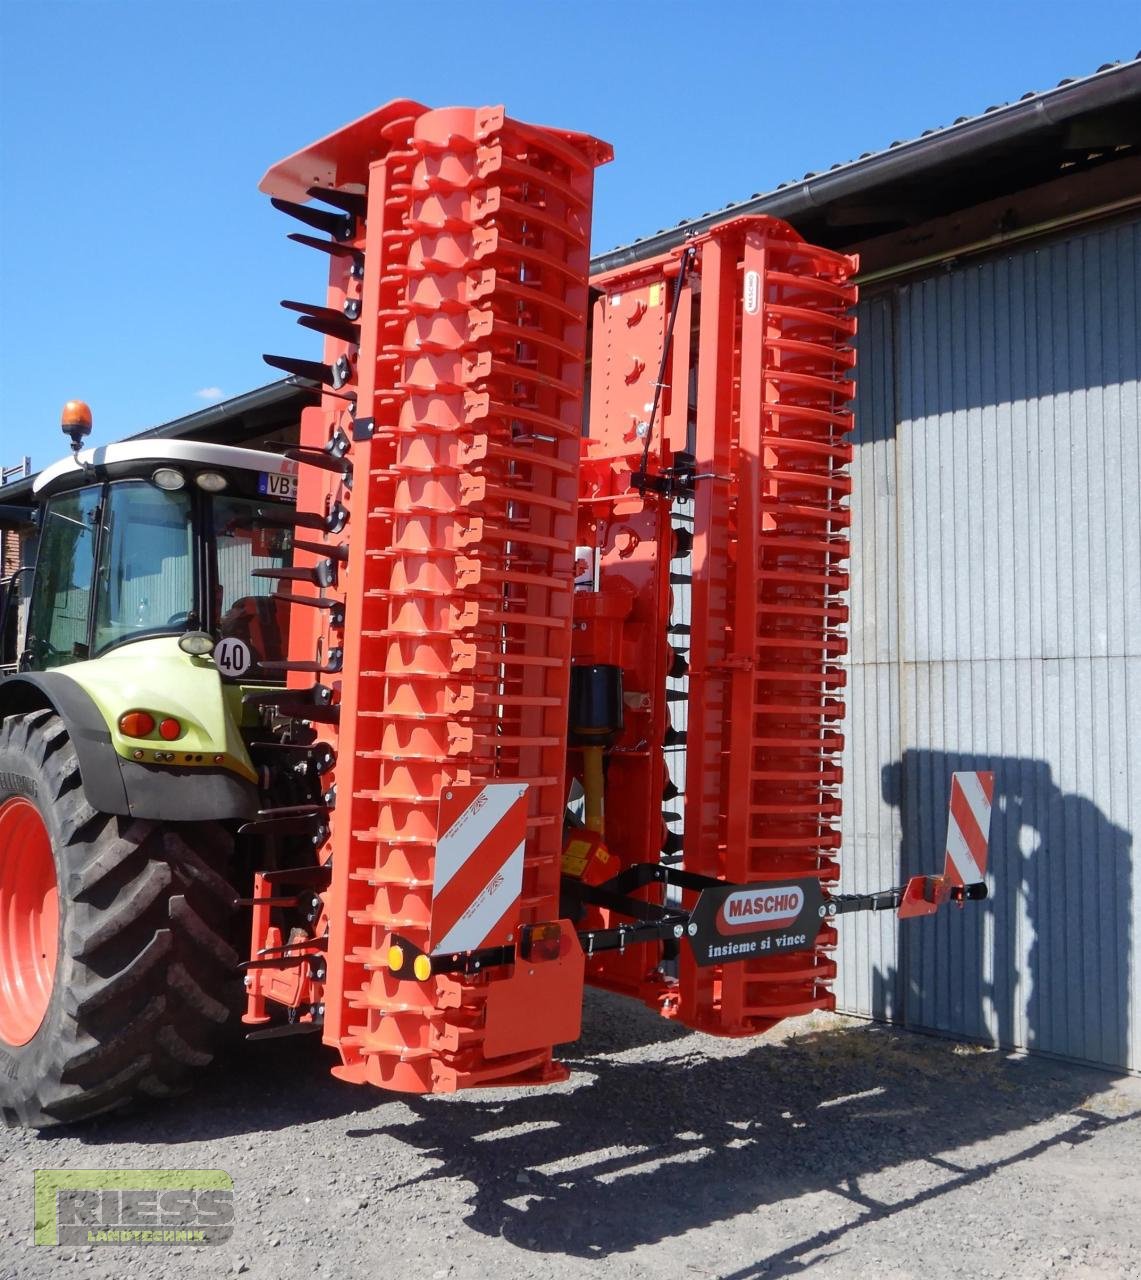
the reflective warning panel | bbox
[944,770,994,886]
[688,877,825,967]
[429,783,527,956]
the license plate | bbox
[257,471,298,501]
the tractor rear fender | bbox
[0,673,257,822]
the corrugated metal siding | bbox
[838,294,905,1022]
[837,220,1140,1072]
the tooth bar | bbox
[259,101,609,1094]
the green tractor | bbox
[0,402,320,1126]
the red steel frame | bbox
[584,218,858,1035]
[257,102,610,1091]
[573,254,691,1006]
[682,220,856,1033]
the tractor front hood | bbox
[0,638,259,822]
[62,637,258,781]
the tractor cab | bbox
[13,433,300,682]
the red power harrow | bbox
[241,100,993,1094]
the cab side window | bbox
[212,494,293,678]
[25,486,101,669]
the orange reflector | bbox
[412,954,433,982]
[524,922,562,962]
[118,710,155,738]
[387,945,405,973]
[158,718,181,741]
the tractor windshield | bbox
[94,481,196,653]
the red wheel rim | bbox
[0,796,59,1046]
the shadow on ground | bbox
[36,989,1136,1274]
[345,1006,1134,1269]
[29,981,688,1146]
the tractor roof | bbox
[34,439,298,498]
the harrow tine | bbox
[260,651,343,675]
[282,299,361,344]
[306,185,367,218]
[263,352,352,390]
[287,232,365,275]
[244,1021,322,1039]
[229,502,348,535]
[251,560,337,588]
[270,196,354,240]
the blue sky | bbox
[0,0,1137,472]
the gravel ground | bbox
[2,993,1138,1280]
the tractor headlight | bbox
[195,471,228,492]
[152,467,186,491]
[178,631,215,656]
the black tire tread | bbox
[0,711,239,1127]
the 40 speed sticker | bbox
[215,637,252,677]
[687,876,824,966]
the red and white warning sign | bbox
[944,770,994,886]
[429,783,528,956]
[898,769,996,919]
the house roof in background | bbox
[591,55,1141,273]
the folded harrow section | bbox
[259,102,609,1093]
[680,219,858,1035]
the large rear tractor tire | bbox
[0,709,239,1128]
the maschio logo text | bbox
[717,886,803,933]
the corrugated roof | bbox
[591,54,1141,273]
[126,376,315,443]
